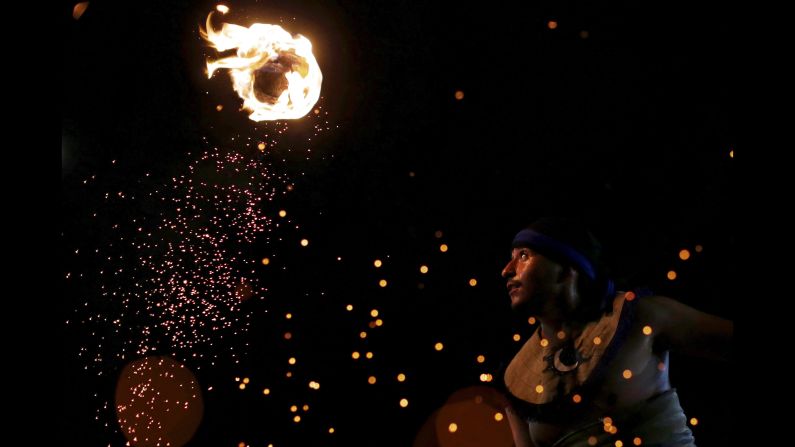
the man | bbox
[500,217,732,447]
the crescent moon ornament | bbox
[553,345,580,372]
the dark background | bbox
[62,0,736,445]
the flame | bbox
[201,11,322,121]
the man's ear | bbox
[559,267,580,312]
[558,266,578,285]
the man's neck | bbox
[537,287,605,343]
[537,313,589,348]
[538,318,572,347]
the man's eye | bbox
[519,252,529,260]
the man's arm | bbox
[637,295,733,361]
[505,403,535,447]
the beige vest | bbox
[504,293,629,404]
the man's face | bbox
[501,247,563,314]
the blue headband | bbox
[511,229,597,280]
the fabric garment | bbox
[502,289,695,446]
[549,389,695,447]
[505,292,637,407]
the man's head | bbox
[501,217,613,319]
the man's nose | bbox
[501,260,514,279]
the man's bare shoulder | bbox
[633,294,732,360]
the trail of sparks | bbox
[131,144,285,356]
[64,103,339,441]
[75,143,288,367]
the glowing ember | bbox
[201,11,322,121]
[72,2,89,20]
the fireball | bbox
[201,11,322,121]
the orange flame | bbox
[201,11,322,121]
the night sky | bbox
[62,0,736,446]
